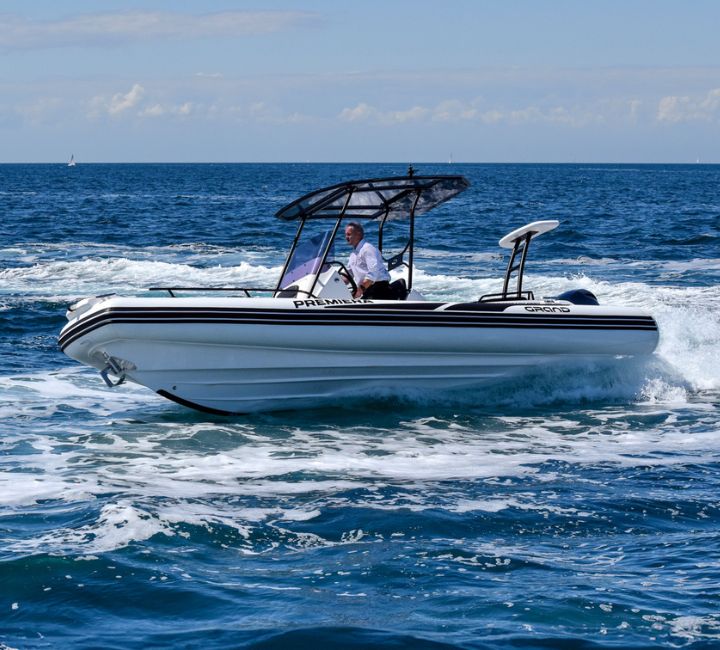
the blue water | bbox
[1,163,719,649]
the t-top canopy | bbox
[275,174,470,221]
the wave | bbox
[3,247,717,291]
[241,627,463,649]
[1,355,718,555]
[0,242,280,275]
[419,271,720,392]
[552,256,720,273]
[0,258,283,299]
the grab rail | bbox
[479,290,535,303]
[148,286,317,298]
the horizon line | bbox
[0,160,717,165]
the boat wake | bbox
[1,359,718,558]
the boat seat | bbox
[389,278,408,300]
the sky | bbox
[1,0,719,163]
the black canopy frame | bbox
[274,174,469,296]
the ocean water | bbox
[1,163,719,649]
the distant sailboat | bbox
[68,154,76,167]
[448,153,454,164]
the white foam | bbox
[670,615,720,641]
[639,378,689,404]
[11,502,173,555]
[0,257,281,299]
[415,269,720,393]
[3,367,719,547]
[0,472,94,507]
[0,368,157,421]
[2,403,719,555]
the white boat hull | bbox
[60,296,659,414]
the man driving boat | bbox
[343,222,393,299]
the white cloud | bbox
[176,102,192,116]
[432,100,481,122]
[657,89,720,123]
[88,84,147,117]
[88,86,199,120]
[0,11,317,50]
[139,104,165,118]
[338,100,603,127]
[388,106,429,123]
[339,103,429,125]
[139,102,194,118]
[504,105,600,127]
[239,101,310,124]
[338,103,379,123]
[478,110,503,124]
[109,84,144,115]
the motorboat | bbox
[59,172,659,414]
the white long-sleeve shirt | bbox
[348,239,391,285]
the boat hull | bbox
[59,297,660,414]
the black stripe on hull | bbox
[157,389,237,416]
[59,306,659,352]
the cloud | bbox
[432,100,481,122]
[388,106,429,123]
[338,103,430,125]
[108,84,144,115]
[338,103,380,123]
[233,101,310,124]
[657,89,720,123]
[338,100,603,127]
[628,99,642,122]
[89,84,199,120]
[85,84,311,124]
[89,84,144,117]
[0,11,318,50]
[139,102,194,118]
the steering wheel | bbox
[327,261,358,294]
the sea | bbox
[1,163,719,649]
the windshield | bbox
[280,228,335,289]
